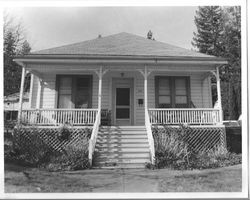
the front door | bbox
[112,78,134,125]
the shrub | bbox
[5,127,91,170]
[5,127,53,167]
[45,145,90,171]
[152,125,242,170]
[153,125,192,169]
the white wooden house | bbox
[14,32,227,168]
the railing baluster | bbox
[148,108,220,125]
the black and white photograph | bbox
[1,0,248,199]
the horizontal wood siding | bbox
[40,74,56,108]
[202,76,212,107]
[135,73,145,125]
[190,74,203,108]
[100,74,110,110]
[31,75,38,108]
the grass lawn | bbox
[4,163,242,192]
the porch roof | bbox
[19,32,226,62]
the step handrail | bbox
[145,110,155,165]
[88,109,101,166]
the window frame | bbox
[56,75,93,109]
[155,76,191,108]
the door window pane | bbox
[116,108,130,118]
[116,88,130,106]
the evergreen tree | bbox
[192,6,224,56]
[221,7,241,119]
[192,6,241,120]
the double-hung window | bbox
[56,75,92,109]
[155,76,190,108]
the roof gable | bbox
[32,32,214,58]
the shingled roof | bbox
[32,32,215,58]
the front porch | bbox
[15,62,225,167]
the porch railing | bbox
[88,109,101,166]
[20,109,98,126]
[145,110,155,164]
[148,108,221,125]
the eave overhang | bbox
[14,54,228,67]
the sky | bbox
[5,7,198,52]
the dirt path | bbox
[4,164,242,193]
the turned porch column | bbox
[28,74,34,108]
[144,66,148,114]
[36,78,44,109]
[216,66,223,122]
[17,66,26,125]
[97,66,103,124]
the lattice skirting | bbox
[13,126,92,153]
[152,125,226,152]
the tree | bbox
[4,13,31,96]
[192,6,224,56]
[221,7,241,119]
[192,6,241,120]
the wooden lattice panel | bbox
[152,125,226,152]
[13,127,92,153]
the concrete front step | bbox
[97,135,148,139]
[100,126,146,129]
[95,157,150,163]
[96,143,149,148]
[94,126,150,169]
[97,138,148,143]
[96,147,150,153]
[99,131,147,135]
[95,152,150,158]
